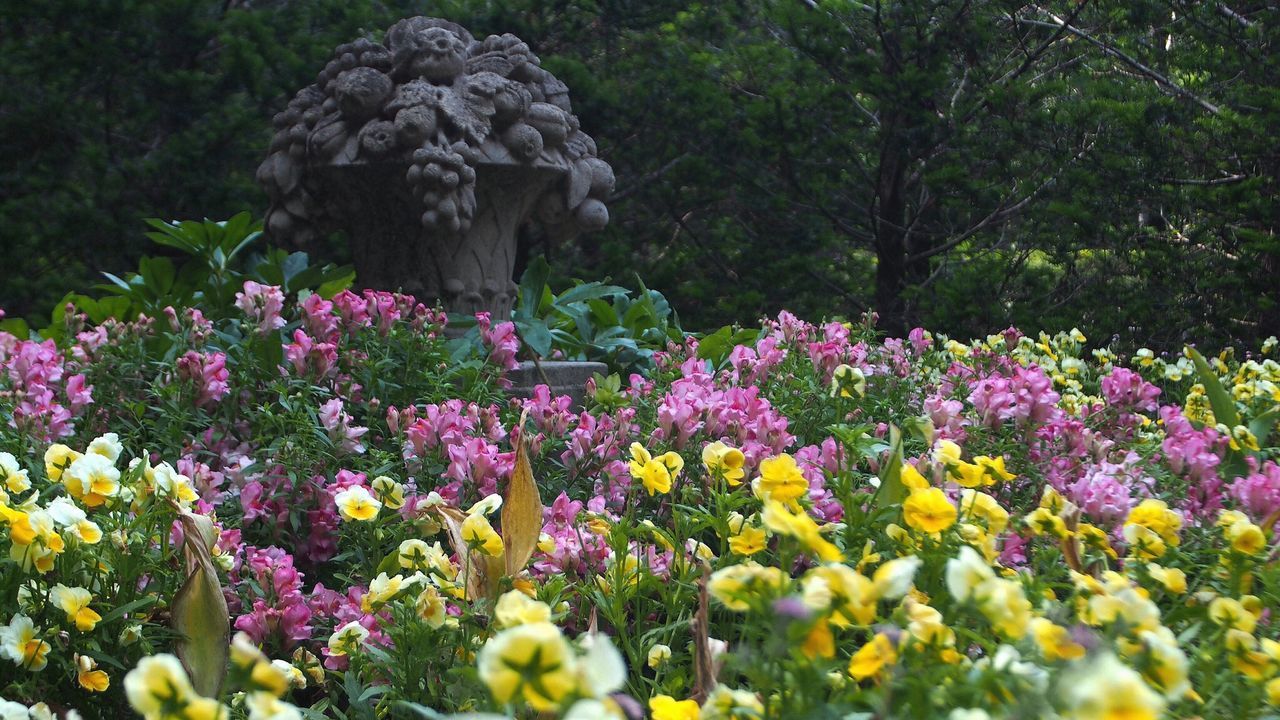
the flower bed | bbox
[1,290,1278,719]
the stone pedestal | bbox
[320,162,561,320]
[507,360,606,409]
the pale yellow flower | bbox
[0,614,51,671]
[51,584,101,631]
[333,486,380,522]
[478,622,577,711]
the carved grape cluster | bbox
[407,144,478,233]
[258,17,614,246]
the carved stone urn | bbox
[257,17,613,321]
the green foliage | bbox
[88,213,353,326]
[461,256,683,376]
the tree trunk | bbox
[873,118,910,337]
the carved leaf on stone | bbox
[386,79,438,115]
[467,53,514,78]
[436,85,491,145]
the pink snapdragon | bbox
[177,350,230,407]
[235,281,287,332]
[319,398,368,454]
[476,311,520,374]
[284,330,338,379]
[1230,460,1280,522]
[232,546,314,648]
[1067,452,1152,525]
[968,365,1061,430]
[4,338,89,440]
[301,293,340,340]
[1101,368,1161,413]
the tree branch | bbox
[1021,8,1223,115]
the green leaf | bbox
[139,256,176,294]
[1185,347,1240,427]
[317,268,356,298]
[515,320,554,359]
[516,256,551,321]
[0,318,30,339]
[1248,406,1280,447]
[172,511,230,697]
[875,425,906,507]
[96,595,159,626]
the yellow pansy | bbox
[62,453,121,508]
[902,488,957,534]
[848,633,897,681]
[333,485,380,522]
[761,500,842,562]
[628,443,684,496]
[959,490,1009,534]
[76,653,110,692]
[1123,523,1167,560]
[974,455,1015,482]
[802,617,836,659]
[326,621,370,657]
[1029,617,1085,661]
[1,614,51,671]
[647,644,672,669]
[1210,597,1257,633]
[124,654,227,719]
[702,441,746,485]
[728,522,767,556]
[461,512,504,557]
[360,573,405,613]
[801,563,876,627]
[1025,507,1069,539]
[932,439,962,466]
[1226,520,1266,555]
[752,454,809,504]
[649,695,700,720]
[900,462,930,491]
[494,590,552,628]
[1124,499,1182,547]
[951,461,988,488]
[708,562,789,611]
[51,584,101,631]
[1145,564,1187,594]
[477,622,577,712]
[831,364,867,398]
[1061,652,1165,720]
[371,475,405,509]
[44,444,81,482]
[415,586,448,628]
[0,452,30,494]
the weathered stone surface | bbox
[258,17,612,321]
[506,360,607,410]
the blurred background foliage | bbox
[1,0,1276,349]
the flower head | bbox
[0,614,51,671]
[334,486,381,522]
[903,488,957,534]
[478,622,578,711]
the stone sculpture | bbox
[257,17,614,320]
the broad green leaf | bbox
[172,510,230,697]
[875,425,906,507]
[1248,406,1280,447]
[1186,347,1240,427]
[516,256,551,321]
